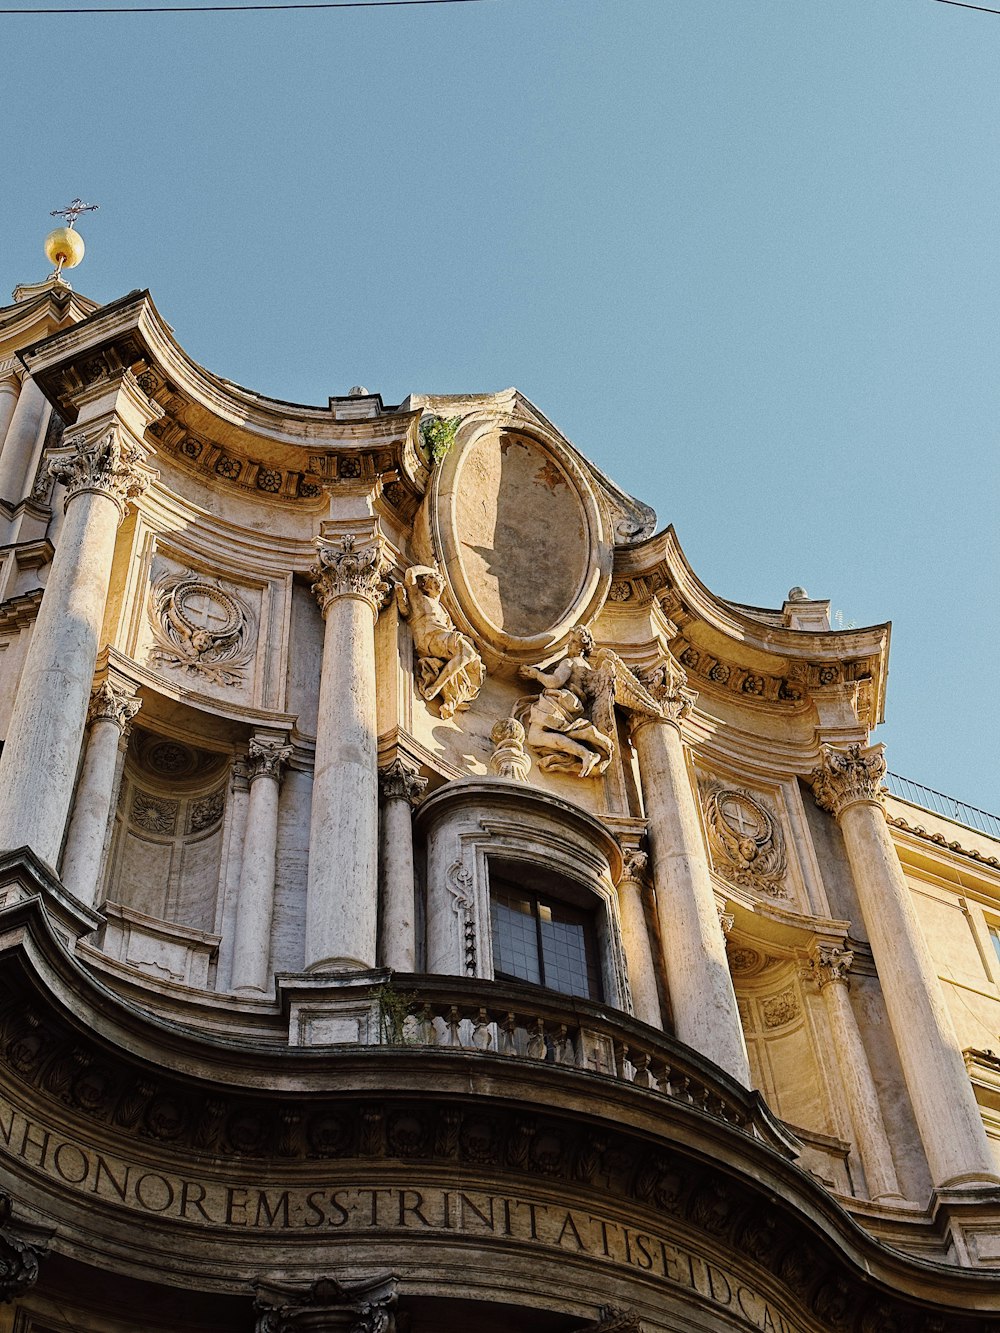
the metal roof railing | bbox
[884,772,1000,842]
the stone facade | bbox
[0,273,999,1330]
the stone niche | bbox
[100,729,229,987]
[418,418,613,665]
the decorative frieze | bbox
[311,534,390,618]
[811,743,887,820]
[148,570,256,688]
[48,427,155,520]
[701,782,788,898]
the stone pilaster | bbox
[615,847,662,1030]
[806,940,902,1203]
[0,421,157,869]
[305,528,390,971]
[232,737,292,993]
[630,656,751,1085]
[60,677,141,906]
[811,743,1000,1190]
[378,757,427,972]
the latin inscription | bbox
[0,1097,802,1333]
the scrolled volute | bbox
[811,743,887,820]
[311,533,390,618]
[48,426,156,520]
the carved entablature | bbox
[701,781,788,898]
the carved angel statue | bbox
[395,565,485,720]
[514,626,661,778]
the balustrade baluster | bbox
[446,1005,462,1047]
[499,1012,518,1056]
[472,1007,493,1050]
[526,1018,547,1061]
[632,1051,655,1088]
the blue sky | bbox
[3,0,998,811]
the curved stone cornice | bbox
[0,283,99,360]
[610,525,890,726]
[18,290,429,513]
[1,894,999,1324]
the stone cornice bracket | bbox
[570,1306,643,1333]
[247,736,293,784]
[378,756,427,805]
[47,425,157,522]
[807,940,855,990]
[87,678,141,735]
[0,1193,47,1304]
[310,532,390,619]
[253,1274,402,1333]
[810,742,887,821]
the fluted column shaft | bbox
[232,737,292,993]
[305,532,389,972]
[378,759,427,972]
[0,377,49,504]
[631,686,750,1085]
[810,943,901,1202]
[0,373,20,456]
[813,744,999,1190]
[0,426,154,868]
[60,679,140,906]
[616,849,661,1029]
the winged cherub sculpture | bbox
[514,626,662,778]
[396,565,485,720]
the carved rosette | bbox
[87,679,141,735]
[253,1274,401,1333]
[311,534,390,618]
[48,427,155,521]
[701,782,787,898]
[378,758,427,806]
[488,717,530,782]
[811,743,887,820]
[247,737,293,784]
[0,1194,46,1303]
[808,942,855,990]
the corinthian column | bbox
[812,743,999,1189]
[0,426,156,869]
[378,758,427,972]
[0,376,49,505]
[630,658,751,1085]
[60,678,141,906]
[0,370,20,455]
[305,531,390,971]
[616,848,662,1029]
[807,941,902,1202]
[232,736,292,994]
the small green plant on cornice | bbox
[419,415,462,466]
[374,978,417,1046]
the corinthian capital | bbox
[311,533,390,618]
[48,426,156,521]
[88,679,141,735]
[632,654,697,730]
[248,737,293,783]
[808,941,855,989]
[378,757,427,805]
[811,742,886,819]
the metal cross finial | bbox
[49,198,99,230]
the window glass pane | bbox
[990,927,1000,969]
[539,914,592,999]
[491,889,541,985]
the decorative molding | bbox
[378,758,427,806]
[395,565,484,719]
[311,534,390,618]
[445,859,477,976]
[47,427,155,521]
[488,718,530,782]
[248,737,293,784]
[811,744,887,820]
[701,781,788,898]
[87,679,141,735]
[148,570,256,688]
[886,814,1000,870]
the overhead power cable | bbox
[932,0,1000,13]
[0,0,492,13]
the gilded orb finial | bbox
[43,198,99,283]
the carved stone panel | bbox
[701,781,787,898]
[148,569,256,687]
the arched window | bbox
[489,868,603,1001]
